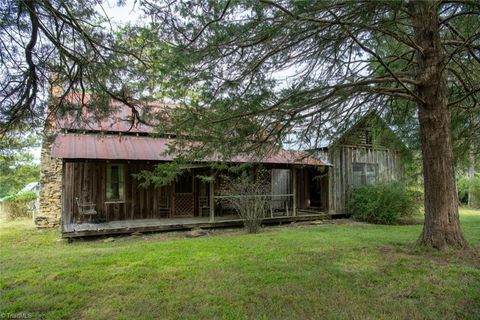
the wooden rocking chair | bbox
[75,197,97,222]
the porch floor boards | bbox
[62,212,329,238]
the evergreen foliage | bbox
[0,133,40,198]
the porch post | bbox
[209,170,215,222]
[292,167,297,216]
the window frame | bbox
[105,163,125,203]
[352,162,378,187]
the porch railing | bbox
[213,194,295,218]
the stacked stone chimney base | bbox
[36,136,62,229]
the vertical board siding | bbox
[62,161,176,226]
[328,146,402,214]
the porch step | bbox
[297,209,331,218]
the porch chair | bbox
[198,196,210,217]
[158,206,171,218]
[158,192,171,218]
[75,197,97,222]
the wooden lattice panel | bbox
[174,193,194,216]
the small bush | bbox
[348,182,419,225]
[2,191,38,220]
[219,170,270,233]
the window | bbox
[352,163,378,186]
[106,164,125,201]
[358,129,373,145]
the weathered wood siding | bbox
[328,145,402,214]
[62,161,174,231]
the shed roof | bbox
[51,134,326,166]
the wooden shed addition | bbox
[313,115,404,214]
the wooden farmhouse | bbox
[37,102,403,238]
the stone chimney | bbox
[35,76,63,228]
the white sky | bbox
[100,0,141,24]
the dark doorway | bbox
[308,168,322,208]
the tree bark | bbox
[410,0,467,249]
[467,144,475,207]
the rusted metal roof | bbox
[54,101,174,134]
[51,134,327,166]
[52,134,173,161]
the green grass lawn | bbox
[1,209,479,320]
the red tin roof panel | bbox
[51,134,326,166]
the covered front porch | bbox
[60,159,329,237]
[62,211,329,237]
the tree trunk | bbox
[410,0,467,248]
[467,145,475,207]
